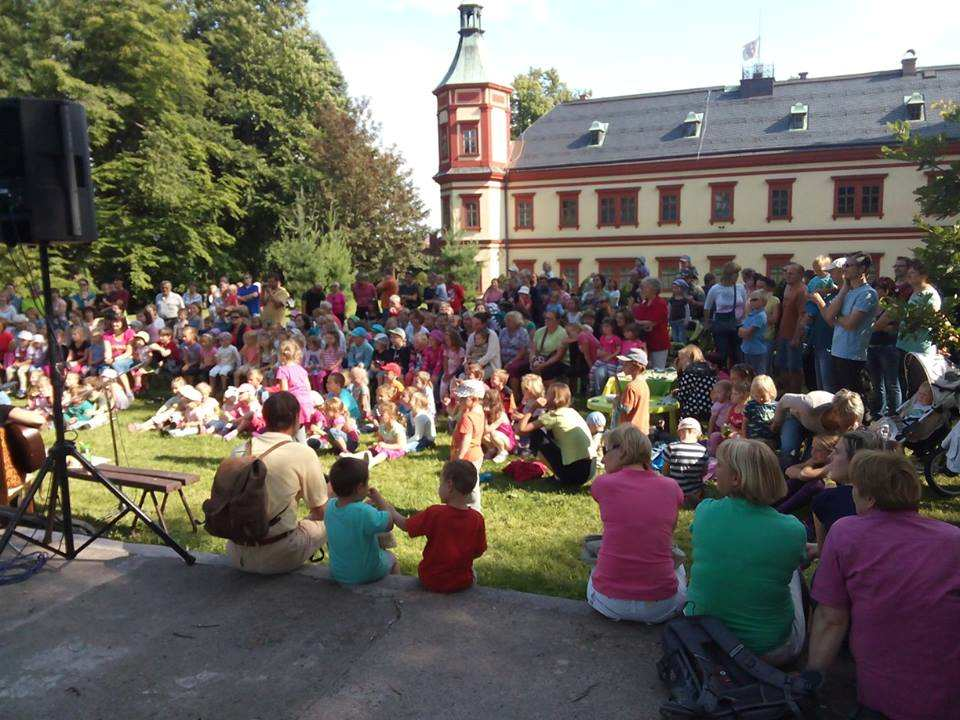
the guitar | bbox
[0,423,46,506]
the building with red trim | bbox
[435,5,960,288]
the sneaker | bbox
[221,429,238,441]
[493,451,509,464]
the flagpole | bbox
[757,9,762,64]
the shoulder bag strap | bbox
[257,439,294,461]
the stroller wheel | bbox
[923,450,960,497]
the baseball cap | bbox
[677,417,702,434]
[373,333,388,343]
[370,323,385,334]
[17,330,32,340]
[350,327,368,338]
[616,347,649,366]
[679,254,692,263]
[381,362,402,376]
[518,286,530,295]
[223,386,239,400]
[454,379,487,399]
[827,257,847,271]
[387,328,405,339]
[672,278,689,289]
[134,331,150,344]
[237,383,256,396]
[32,333,46,343]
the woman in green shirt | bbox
[518,382,595,487]
[529,310,569,385]
[686,439,810,665]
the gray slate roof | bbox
[513,66,960,170]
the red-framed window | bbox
[514,259,536,275]
[557,191,580,229]
[657,256,682,289]
[596,258,636,291]
[708,255,736,275]
[657,185,682,225]
[766,178,795,222]
[709,182,736,224]
[832,175,886,219]
[459,122,479,157]
[438,125,449,161]
[558,258,581,289]
[764,254,793,283]
[441,196,451,230]
[596,188,639,228]
[461,194,481,231]
[514,194,534,230]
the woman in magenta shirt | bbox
[632,278,670,370]
[588,423,685,623]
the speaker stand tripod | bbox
[0,241,195,564]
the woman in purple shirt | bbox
[808,450,960,720]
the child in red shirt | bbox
[386,460,487,593]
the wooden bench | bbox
[68,464,201,534]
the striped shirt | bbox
[663,441,709,494]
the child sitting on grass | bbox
[387,460,486,593]
[347,366,375,431]
[365,400,407,468]
[320,396,360,455]
[405,390,436,453]
[481,387,514,464]
[662,417,709,507]
[324,456,397,585]
[706,379,733,455]
[744,375,779,446]
[776,434,839,515]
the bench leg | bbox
[148,491,169,534]
[178,488,199,533]
[130,489,149,532]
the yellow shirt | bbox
[232,432,327,537]
[262,286,291,327]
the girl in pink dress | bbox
[589,319,622,395]
[275,339,314,435]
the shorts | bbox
[775,338,803,372]
[209,364,235,377]
[109,356,135,375]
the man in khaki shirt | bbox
[261,272,291,328]
[226,392,327,574]
[615,348,650,435]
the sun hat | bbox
[350,327,368,338]
[31,333,46,343]
[17,330,33,340]
[518,286,530,295]
[134,331,150,344]
[387,328,405,339]
[585,411,607,429]
[237,383,256,396]
[454,379,487,399]
[178,385,202,402]
[616,347,649,366]
[381,362,402,377]
[677,417,702,435]
[223,386,239,400]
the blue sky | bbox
[309,0,960,224]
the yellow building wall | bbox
[444,155,955,288]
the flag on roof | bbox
[742,38,759,61]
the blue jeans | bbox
[778,416,810,468]
[743,352,768,375]
[670,320,688,345]
[775,338,803,372]
[812,346,833,392]
[867,345,902,416]
[711,315,740,368]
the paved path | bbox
[1,537,668,719]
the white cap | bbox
[586,411,607,429]
[17,330,32,340]
[827,257,847,271]
[616,347,649,366]
[677,417,702,434]
[237,383,256,396]
[32,333,46,343]
[178,385,202,402]
[518,286,530,295]
[454,379,487,399]
[223,386,239,399]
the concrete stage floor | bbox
[0,535,856,719]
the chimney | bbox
[798,72,808,80]
[902,49,917,76]
[740,64,775,98]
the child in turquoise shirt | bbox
[324,456,397,584]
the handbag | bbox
[531,327,550,366]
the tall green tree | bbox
[510,67,591,138]
[883,101,960,350]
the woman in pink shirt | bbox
[588,424,686,623]
[327,282,347,322]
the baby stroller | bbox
[889,352,960,497]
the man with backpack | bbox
[216,392,328,574]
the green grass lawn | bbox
[49,398,960,600]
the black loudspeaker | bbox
[0,97,97,245]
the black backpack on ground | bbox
[657,616,817,719]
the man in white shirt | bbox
[155,280,185,325]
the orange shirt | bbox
[451,404,485,464]
[619,374,650,434]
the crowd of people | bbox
[1,251,957,720]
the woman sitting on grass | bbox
[685,438,811,666]
[517,382,594,488]
[587,424,686,623]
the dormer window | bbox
[789,103,808,131]
[904,92,925,122]
[588,121,608,147]
[683,112,703,138]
